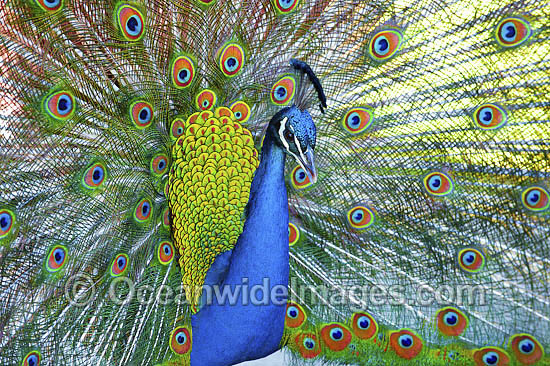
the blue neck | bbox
[190,132,289,366]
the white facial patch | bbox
[278,116,303,165]
[278,117,290,151]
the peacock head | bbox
[266,59,326,184]
[270,105,317,183]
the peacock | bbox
[0,0,549,365]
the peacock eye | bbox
[342,107,374,134]
[443,312,458,326]
[398,334,413,348]
[170,327,192,354]
[458,248,485,273]
[171,56,195,89]
[321,323,352,351]
[46,245,68,272]
[270,76,296,105]
[195,89,217,111]
[116,5,145,41]
[436,307,469,336]
[284,129,294,140]
[286,306,299,319]
[130,101,153,129]
[151,154,169,176]
[303,337,315,350]
[351,312,378,340]
[390,329,423,359]
[423,172,454,196]
[273,0,300,13]
[219,43,245,77]
[496,17,532,48]
[482,351,499,365]
[22,350,41,366]
[83,162,107,190]
[134,198,153,223]
[346,205,376,230]
[521,186,550,212]
[0,209,15,239]
[44,91,76,121]
[357,316,370,329]
[368,29,403,61]
[285,302,306,328]
[518,339,534,354]
[509,334,543,364]
[170,118,186,140]
[473,104,507,130]
[230,101,250,123]
[296,333,321,358]
[288,222,300,246]
[35,0,62,11]
[157,240,174,265]
[110,253,129,277]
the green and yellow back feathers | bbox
[168,106,259,310]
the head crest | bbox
[290,59,327,114]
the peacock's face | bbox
[273,105,317,183]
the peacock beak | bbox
[296,149,317,184]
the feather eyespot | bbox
[509,334,544,365]
[273,0,300,14]
[288,222,300,246]
[163,207,171,228]
[436,307,468,336]
[35,0,62,12]
[44,91,75,121]
[295,333,321,359]
[473,104,508,130]
[474,347,510,366]
[457,247,485,273]
[171,56,195,89]
[285,302,306,328]
[110,253,129,277]
[219,43,245,77]
[151,154,169,176]
[46,245,68,273]
[0,209,15,239]
[351,312,378,340]
[134,198,152,223]
[130,101,153,128]
[116,5,145,41]
[230,101,251,123]
[82,162,107,189]
[22,350,41,366]
[342,107,374,134]
[270,76,296,105]
[390,329,423,360]
[368,29,403,61]
[170,118,185,141]
[157,240,174,265]
[195,89,217,111]
[496,17,532,48]
[347,205,375,230]
[423,172,454,196]
[320,323,352,351]
[170,326,192,354]
[291,165,313,190]
[521,186,550,212]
